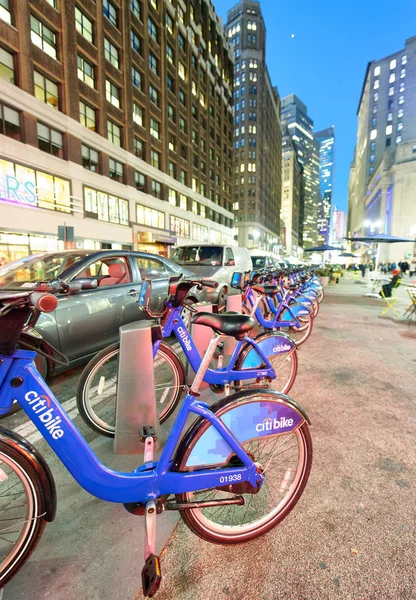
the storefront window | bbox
[170,215,190,238]
[84,186,129,225]
[136,203,165,229]
[0,158,71,212]
[192,223,209,242]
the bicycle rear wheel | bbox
[175,391,312,544]
[76,341,185,437]
[0,443,48,588]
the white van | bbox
[249,250,287,271]
[171,244,252,308]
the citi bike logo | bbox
[177,326,192,352]
[256,416,294,433]
[273,344,292,354]
[24,391,65,440]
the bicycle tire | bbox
[76,341,185,437]
[278,311,313,346]
[0,443,48,588]
[233,331,298,395]
[174,390,312,544]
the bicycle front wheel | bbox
[175,391,312,544]
[76,341,185,437]
[0,442,48,588]
[279,311,313,346]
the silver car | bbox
[0,250,205,377]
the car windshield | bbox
[251,257,266,269]
[0,253,89,290]
[172,246,223,266]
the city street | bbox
[2,277,415,599]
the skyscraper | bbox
[348,36,416,262]
[280,94,320,249]
[315,126,335,243]
[281,132,303,256]
[225,0,282,250]
[0,0,235,261]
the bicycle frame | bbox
[0,350,262,503]
[152,308,277,384]
[244,287,301,329]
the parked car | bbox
[170,244,252,308]
[249,250,288,271]
[0,250,205,377]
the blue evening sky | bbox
[217,0,416,212]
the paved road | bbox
[136,279,416,600]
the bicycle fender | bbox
[294,295,313,306]
[173,389,310,469]
[280,303,311,321]
[239,332,296,369]
[0,426,57,521]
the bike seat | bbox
[252,284,279,296]
[191,312,254,337]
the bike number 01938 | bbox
[219,474,242,484]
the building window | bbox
[37,122,63,158]
[135,171,146,191]
[370,141,375,151]
[179,169,186,185]
[151,180,162,198]
[399,81,405,93]
[168,134,175,151]
[0,47,14,84]
[373,65,380,76]
[149,0,158,10]
[179,90,185,105]
[79,101,96,131]
[388,86,394,96]
[385,138,391,147]
[389,59,396,70]
[0,103,20,140]
[179,194,187,210]
[132,67,142,89]
[373,79,379,90]
[104,38,120,69]
[398,95,404,105]
[369,154,375,163]
[107,120,121,146]
[400,68,406,79]
[77,55,95,88]
[85,187,129,225]
[389,73,395,83]
[81,145,99,172]
[150,150,160,169]
[401,55,407,65]
[168,161,175,178]
[396,136,401,144]
[387,112,392,122]
[178,61,186,81]
[398,108,404,118]
[167,75,174,92]
[166,13,173,34]
[149,85,159,106]
[106,79,120,108]
[150,118,160,139]
[373,92,378,102]
[149,52,158,75]
[30,15,57,59]
[168,189,176,205]
[130,0,141,20]
[103,0,118,27]
[136,204,164,230]
[131,30,141,54]
[179,117,186,133]
[178,33,185,52]
[109,158,124,182]
[397,122,403,131]
[167,104,175,121]
[167,44,174,64]
[170,215,190,238]
[0,0,12,24]
[133,102,143,126]
[34,71,59,109]
[388,99,394,110]
[134,137,143,158]
[75,7,93,43]
[148,18,158,42]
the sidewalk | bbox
[137,278,416,600]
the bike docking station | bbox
[114,320,160,455]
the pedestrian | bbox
[359,263,366,277]
[391,262,396,271]
[0,256,6,268]
[400,260,409,276]
[380,269,401,298]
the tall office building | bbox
[331,205,346,244]
[281,94,320,249]
[315,126,335,243]
[348,36,416,262]
[0,0,235,261]
[281,132,303,256]
[225,0,282,250]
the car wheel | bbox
[217,288,228,313]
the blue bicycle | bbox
[77,276,298,437]
[0,285,312,596]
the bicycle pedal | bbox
[142,554,162,598]
[139,426,157,443]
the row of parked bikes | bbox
[0,267,323,596]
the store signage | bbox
[0,164,37,207]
